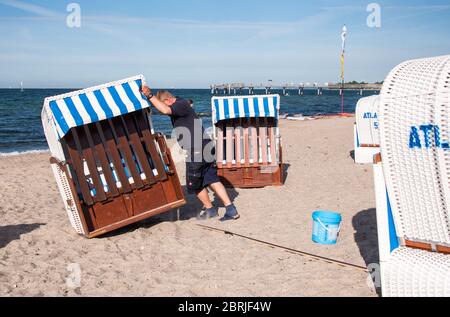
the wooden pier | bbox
[210,82,382,96]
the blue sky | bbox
[0,0,449,88]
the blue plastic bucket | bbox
[312,211,342,245]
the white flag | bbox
[341,25,347,52]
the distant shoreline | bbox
[0,87,381,91]
[0,89,366,155]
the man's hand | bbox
[141,85,172,115]
[141,85,153,99]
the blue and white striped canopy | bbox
[212,95,280,124]
[45,75,151,139]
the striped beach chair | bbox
[211,94,284,188]
[354,95,380,164]
[373,55,450,296]
[42,75,185,238]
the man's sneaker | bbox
[220,204,240,222]
[197,207,219,220]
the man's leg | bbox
[186,161,215,216]
[196,188,213,209]
[209,182,239,221]
[196,188,219,219]
[208,182,232,207]
[200,164,238,221]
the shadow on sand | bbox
[352,208,382,296]
[101,185,240,238]
[0,223,45,249]
[282,163,291,184]
[349,150,355,161]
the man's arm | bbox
[142,85,172,115]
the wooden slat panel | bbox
[243,119,250,167]
[98,121,133,192]
[109,118,144,189]
[153,134,183,202]
[87,124,119,197]
[60,138,82,196]
[134,111,167,182]
[216,122,224,168]
[240,119,245,164]
[64,131,94,205]
[226,123,234,168]
[268,120,278,167]
[74,127,107,203]
[234,119,242,168]
[155,134,171,167]
[250,118,258,166]
[259,118,268,165]
[123,115,156,186]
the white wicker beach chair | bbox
[373,55,450,296]
[354,95,380,164]
[42,75,185,238]
[211,94,283,187]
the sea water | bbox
[0,88,376,154]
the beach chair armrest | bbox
[49,156,67,168]
[154,133,175,175]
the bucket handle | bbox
[316,218,341,232]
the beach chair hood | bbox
[44,75,149,139]
[355,95,380,146]
[42,75,151,160]
[211,94,280,125]
[379,54,450,245]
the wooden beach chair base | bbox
[215,117,285,188]
[81,182,185,238]
[217,165,284,188]
[51,131,185,238]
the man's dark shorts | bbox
[186,161,220,194]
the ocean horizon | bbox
[0,88,377,154]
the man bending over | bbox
[142,86,240,221]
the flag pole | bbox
[340,25,347,115]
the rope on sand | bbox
[196,224,368,272]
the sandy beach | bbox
[0,116,379,297]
